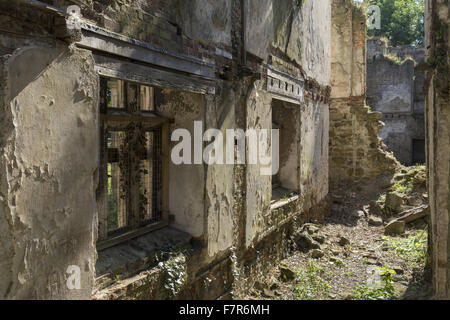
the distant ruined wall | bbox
[424,0,450,299]
[329,0,398,188]
[367,38,426,165]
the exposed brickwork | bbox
[330,98,398,186]
[329,1,399,188]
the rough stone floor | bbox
[245,167,432,300]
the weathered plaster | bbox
[0,45,99,299]
[156,89,206,239]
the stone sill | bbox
[94,227,192,292]
[270,194,299,211]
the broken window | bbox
[412,139,425,165]
[97,77,169,249]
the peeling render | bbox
[7,0,449,301]
[0,45,99,299]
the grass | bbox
[382,230,428,265]
[294,261,331,300]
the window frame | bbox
[96,77,170,251]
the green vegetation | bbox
[351,266,397,300]
[334,258,345,267]
[366,0,424,46]
[282,192,296,201]
[384,52,416,65]
[159,255,187,298]
[382,230,428,264]
[294,261,331,300]
[392,166,426,195]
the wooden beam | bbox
[101,114,169,130]
[77,23,216,79]
[93,54,216,95]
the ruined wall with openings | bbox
[329,0,398,189]
[0,0,331,300]
[231,0,331,297]
[367,38,426,165]
[424,0,450,299]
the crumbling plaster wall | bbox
[244,93,329,248]
[273,0,331,86]
[244,0,331,247]
[329,0,398,187]
[424,0,450,299]
[0,45,99,299]
[246,0,331,86]
[0,0,333,300]
[300,98,329,208]
[245,81,273,247]
[176,0,232,46]
[155,89,206,240]
[55,0,232,59]
[155,85,235,258]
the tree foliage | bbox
[366,0,424,46]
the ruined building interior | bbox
[367,37,426,166]
[0,0,448,300]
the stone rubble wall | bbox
[329,0,399,188]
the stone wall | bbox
[424,0,450,299]
[0,0,331,300]
[329,0,398,188]
[367,38,426,165]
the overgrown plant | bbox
[158,254,187,298]
[294,261,331,300]
[382,230,428,264]
[389,166,426,200]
